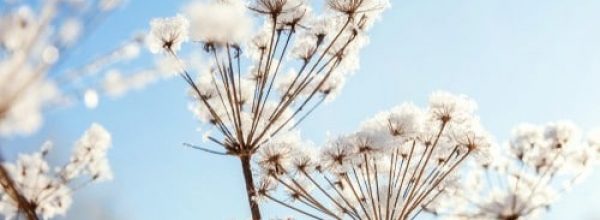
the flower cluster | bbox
[255,91,492,219]
[0,123,113,220]
[430,121,600,220]
[147,0,390,156]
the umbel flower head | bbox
[0,123,113,220]
[254,91,492,220]
[147,14,190,54]
[147,0,390,157]
[430,121,600,220]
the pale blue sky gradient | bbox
[3,0,600,219]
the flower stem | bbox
[240,155,261,220]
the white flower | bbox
[146,15,190,54]
[320,136,355,173]
[544,120,580,149]
[305,71,347,103]
[428,91,477,125]
[510,123,544,159]
[64,123,113,181]
[327,0,390,18]
[185,0,251,45]
[291,34,318,61]
[385,103,424,139]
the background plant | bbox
[423,122,600,220]
[0,123,112,219]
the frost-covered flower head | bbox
[327,0,390,17]
[257,92,491,220]
[437,121,599,220]
[0,123,113,220]
[147,15,190,54]
[327,0,390,30]
[186,0,251,45]
[428,91,477,125]
[146,0,390,159]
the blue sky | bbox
[4,0,600,219]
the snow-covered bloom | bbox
[185,0,251,45]
[146,15,190,54]
[0,123,113,219]
[428,90,477,125]
[257,92,491,219]
[327,0,390,16]
[327,0,390,30]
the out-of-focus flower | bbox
[434,121,599,220]
[0,123,113,219]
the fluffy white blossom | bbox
[428,90,477,125]
[185,0,251,45]
[147,15,190,54]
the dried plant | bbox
[146,0,389,218]
[426,122,600,220]
[254,91,492,220]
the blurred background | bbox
[3,0,600,219]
